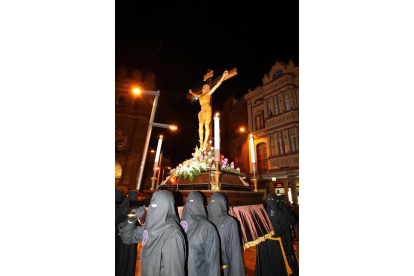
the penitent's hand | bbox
[131,206,146,219]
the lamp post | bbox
[135,89,178,190]
[150,135,163,190]
[249,134,258,192]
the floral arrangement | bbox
[170,142,245,181]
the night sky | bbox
[116,2,299,167]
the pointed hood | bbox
[207,192,229,228]
[180,191,207,240]
[141,191,181,257]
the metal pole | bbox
[136,91,160,190]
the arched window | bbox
[116,95,125,106]
[273,70,283,79]
[256,142,268,171]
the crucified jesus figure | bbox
[189,70,228,149]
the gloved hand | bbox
[128,206,145,223]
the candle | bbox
[154,135,163,170]
[214,113,220,161]
[249,134,256,172]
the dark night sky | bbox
[116,2,299,167]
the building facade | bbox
[244,60,299,204]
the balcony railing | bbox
[269,153,299,169]
[266,109,298,129]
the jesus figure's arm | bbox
[208,70,228,96]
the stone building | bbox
[220,95,250,175]
[244,60,299,204]
[115,67,171,191]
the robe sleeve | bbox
[118,219,144,245]
[227,219,246,276]
[205,226,221,276]
[161,232,186,276]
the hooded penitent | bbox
[274,194,299,276]
[141,190,182,256]
[207,192,245,276]
[255,194,289,276]
[180,191,220,276]
[127,191,138,201]
[116,189,137,276]
[140,191,186,276]
[180,191,207,239]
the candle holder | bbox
[150,170,157,190]
[251,171,258,192]
[211,161,222,191]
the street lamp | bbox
[135,89,178,190]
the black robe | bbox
[276,195,299,276]
[255,193,289,276]
[115,192,137,276]
[207,192,245,276]
[180,191,220,276]
[119,191,186,276]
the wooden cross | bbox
[187,67,238,144]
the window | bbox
[273,70,283,79]
[256,143,268,171]
[270,133,277,155]
[273,95,280,115]
[296,126,299,145]
[284,91,291,111]
[282,130,289,153]
[116,95,125,106]
[266,99,273,116]
[289,128,297,152]
[277,94,283,113]
[289,89,296,109]
[255,111,264,131]
[277,132,284,154]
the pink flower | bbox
[212,164,216,169]
[204,151,207,154]
[223,158,228,164]
[222,164,226,169]
[236,168,240,172]
[199,155,203,160]
[211,157,215,160]
[204,155,208,159]
[231,162,234,169]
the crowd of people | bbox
[115,189,299,276]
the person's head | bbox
[127,191,138,201]
[202,84,210,94]
[115,189,124,201]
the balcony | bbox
[269,153,299,169]
[266,109,298,129]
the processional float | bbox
[142,68,274,249]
